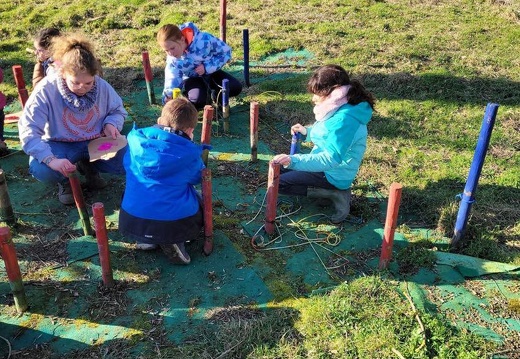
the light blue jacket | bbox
[288,102,373,190]
[162,22,231,101]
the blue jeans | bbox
[278,170,338,196]
[29,140,126,184]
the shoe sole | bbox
[160,244,191,265]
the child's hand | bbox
[195,64,205,76]
[103,123,121,140]
[48,158,76,177]
[272,154,291,167]
[291,124,307,136]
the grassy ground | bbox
[1,0,519,358]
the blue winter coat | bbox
[121,125,205,221]
[288,102,373,190]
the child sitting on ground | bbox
[157,22,242,109]
[32,27,61,88]
[119,97,205,265]
[18,33,127,205]
[272,64,376,224]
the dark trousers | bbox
[278,170,337,196]
[184,70,242,110]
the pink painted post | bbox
[250,102,259,162]
[378,182,403,269]
[264,161,280,235]
[220,0,227,42]
[92,202,115,287]
[0,226,28,313]
[202,168,213,255]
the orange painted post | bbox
[142,51,156,105]
[0,169,16,225]
[220,0,227,42]
[378,182,403,269]
[0,226,28,313]
[12,65,29,108]
[69,172,93,236]
[201,105,213,167]
[264,161,280,235]
[202,168,213,255]
[250,102,259,162]
[92,202,115,287]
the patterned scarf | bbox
[57,76,98,113]
[313,85,351,122]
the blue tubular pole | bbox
[222,78,229,109]
[290,133,301,155]
[222,79,230,132]
[243,29,250,87]
[451,103,499,249]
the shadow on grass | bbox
[0,292,301,359]
[399,178,520,248]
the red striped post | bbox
[92,202,114,287]
[201,105,213,167]
[250,102,259,162]
[69,172,93,236]
[220,0,227,42]
[378,182,403,269]
[141,51,156,105]
[264,161,280,235]
[0,226,28,313]
[202,168,213,255]
[0,169,16,225]
[12,65,28,108]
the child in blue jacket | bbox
[157,22,242,109]
[119,97,205,264]
[272,64,376,224]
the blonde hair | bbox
[157,98,198,131]
[51,34,101,76]
[157,24,183,44]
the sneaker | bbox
[136,242,158,250]
[160,242,191,265]
[57,182,74,205]
[77,160,107,189]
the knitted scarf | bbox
[57,76,98,113]
[313,85,351,122]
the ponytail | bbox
[347,79,376,109]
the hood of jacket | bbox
[125,125,203,185]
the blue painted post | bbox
[243,29,250,87]
[222,79,230,132]
[451,103,499,249]
[290,133,301,155]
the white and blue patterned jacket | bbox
[162,22,232,102]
